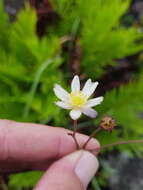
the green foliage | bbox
[0,2,66,124]
[52,0,143,151]
[51,0,143,150]
[0,2,10,51]
[95,74,143,152]
[0,0,143,189]
[9,171,43,190]
[92,177,102,190]
[80,0,143,76]
[52,0,143,77]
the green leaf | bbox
[9,172,43,190]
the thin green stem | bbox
[23,58,59,118]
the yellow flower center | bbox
[70,91,87,108]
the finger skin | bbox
[34,151,99,190]
[34,155,83,190]
[0,120,99,173]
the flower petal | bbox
[82,79,92,94]
[71,75,80,93]
[86,97,104,107]
[82,107,98,118]
[55,101,71,109]
[70,109,81,120]
[54,84,69,101]
[83,82,99,98]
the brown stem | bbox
[0,176,8,190]
[72,120,80,149]
[83,127,102,149]
[100,139,143,150]
[88,139,143,153]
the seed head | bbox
[100,116,116,132]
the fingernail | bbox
[74,150,99,189]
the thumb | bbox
[34,150,99,190]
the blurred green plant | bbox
[0,2,67,125]
[9,171,43,190]
[53,0,143,77]
[96,73,143,152]
[0,0,143,189]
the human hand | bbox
[0,119,99,190]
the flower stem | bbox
[88,139,143,153]
[72,120,80,149]
[83,127,102,149]
[100,139,143,150]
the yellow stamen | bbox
[70,91,87,108]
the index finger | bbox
[0,120,99,162]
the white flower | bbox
[54,75,104,120]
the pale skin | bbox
[0,119,99,190]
